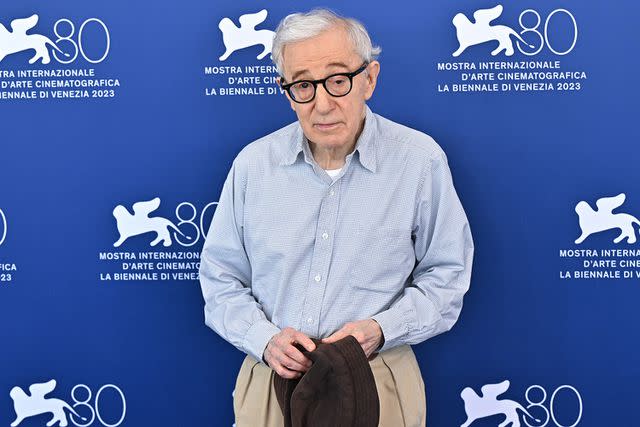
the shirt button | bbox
[314,274,321,282]
[322,232,329,240]
[329,190,335,196]
[307,317,313,324]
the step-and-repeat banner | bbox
[1,0,637,425]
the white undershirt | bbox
[325,167,343,181]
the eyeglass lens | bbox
[290,74,352,102]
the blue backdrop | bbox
[1,0,638,426]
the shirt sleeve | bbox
[199,158,281,364]
[372,151,474,351]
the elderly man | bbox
[199,8,473,427]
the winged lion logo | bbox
[10,379,87,427]
[452,5,534,57]
[575,193,640,244]
[0,14,70,64]
[460,380,540,427]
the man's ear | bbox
[363,61,380,101]
[277,76,297,111]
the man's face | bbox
[280,25,380,151]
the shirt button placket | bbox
[300,181,340,336]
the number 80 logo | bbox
[173,202,218,247]
[517,9,578,56]
[70,384,126,427]
[52,18,111,64]
[524,385,583,427]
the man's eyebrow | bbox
[289,62,352,81]
[326,61,351,70]
[289,69,310,82]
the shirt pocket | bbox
[347,226,414,294]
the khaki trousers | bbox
[233,345,426,427]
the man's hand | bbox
[263,327,316,379]
[321,319,383,358]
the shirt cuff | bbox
[243,319,281,365]
[371,308,413,352]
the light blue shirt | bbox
[199,106,474,364]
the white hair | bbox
[272,9,381,77]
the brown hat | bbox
[274,335,380,427]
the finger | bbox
[362,345,373,359]
[274,345,308,369]
[292,331,316,352]
[271,348,306,375]
[281,347,311,371]
[322,329,349,344]
[274,360,302,379]
[280,357,308,373]
[283,345,312,369]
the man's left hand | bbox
[321,319,383,358]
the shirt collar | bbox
[279,105,378,173]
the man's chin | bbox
[308,135,351,150]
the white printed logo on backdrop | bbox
[218,9,275,61]
[0,207,17,284]
[99,197,217,282]
[574,194,639,245]
[452,5,535,58]
[0,15,70,64]
[460,380,583,427]
[560,193,640,280]
[437,4,587,94]
[10,379,126,427]
[112,198,192,248]
[0,14,119,101]
[204,9,282,97]
[0,208,7,246]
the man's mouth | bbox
[314,122,340,131]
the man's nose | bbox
[313,83,335,113]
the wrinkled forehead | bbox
[281,24,361,80]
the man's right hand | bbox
[263,327,316,379]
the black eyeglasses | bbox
[280,62,369,104]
